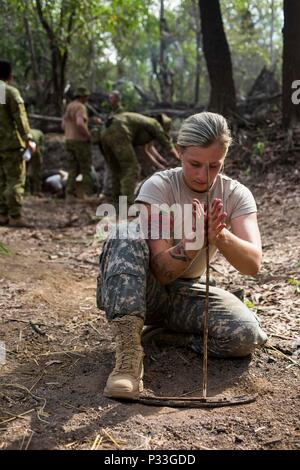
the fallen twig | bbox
[4,319,46,326]
[25,430,34,450]
[91,434,103,450]
[265,345,300,367]
[0,408,35,425]
[269,333,295,341]
[37,350,85,357]
[0,383,47,423]
[88,322,103,337]
[102,428,121,449]
[29,371,45,392]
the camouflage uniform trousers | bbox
[26,149,42,194]
[65,140,93,196]
[101,124,139,205]
[97,227,268,358]
[0,149,26,218]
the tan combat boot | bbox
[104,315,144,399]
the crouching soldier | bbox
[100,112,180,205]
[97,112,268,399]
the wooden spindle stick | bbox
[202,164,210,399]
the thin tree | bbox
[24,6,43,107]
[36,0,76,114]
[192,0,202,106]
[158,0,173,104]
[199,0,236,116]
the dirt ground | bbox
[0,169,299,451]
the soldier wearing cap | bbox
[101,111,179,205]
[0,59,35,227]
[107,90,124,119]
[62,86,93,197]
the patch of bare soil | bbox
[0,172,299,450]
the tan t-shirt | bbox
[63,100,89,141]
[136,167,257,279]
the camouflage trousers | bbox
[26,150,42,194]
[65,140,93,196]
[97,229,268,358]
[101,125,139,204]
[0,149,25,218]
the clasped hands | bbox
[183,198,227,255]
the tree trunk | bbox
[282,0,300,129]
[199,0,236,116]
[36,0,74,114]
[149,55,160,102]
[116,58,126,80]
[192,0,202,105]
[270,0,275,66]
[49,47,65,114]
[158,0,173,104]
[89,39,96,92]
[24,11,43,109]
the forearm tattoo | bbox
[151,252,176,281]
[169,240,191,262]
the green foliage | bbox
[288,278,300,294]
[252,141,265,157]
[243,166,252,176]
[221,0,283,97]
[0,242,13,256]
[244,299,255,309]
[0,0,284,109]
[118,81,143,110]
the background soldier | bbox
[96,89,125,202]
[100,111,179,205]
[107,90,124,119]
[0,59,35,227]
[62,86,93,198]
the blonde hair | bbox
[177,112,232,149]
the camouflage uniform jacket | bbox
[108,103,124,119]
[0,81,32,151]
[111,112,174,151]
[31,129,44,150]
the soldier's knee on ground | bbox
[218,323,268,357]
[191,321,268,358]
